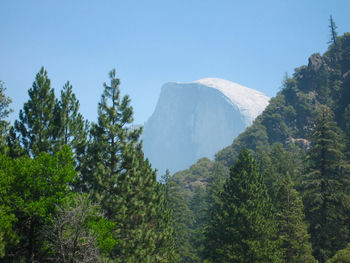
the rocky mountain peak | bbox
[142,78,270,174]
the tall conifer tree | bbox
[84,69,142,216]
[303,105,350,262]
[162,170,196,262]
[275,173,316,263]
[328,15,338,47]
[54,81,88,156]
[53,81,88,188]
[85,69,177,262]
[204,149,281,263]
[14,67,56,156]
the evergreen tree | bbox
[85,69,177,262]
[54,81,88,156]
[188,186,207,261]
[14,67,56,156]
[326,243,350,263]
[84,68,143,217]
[6,127,27,158]
[329,15,338,47]
[204,149,281,263]
[275,172,316,263]
[303,105,350,262]
[202,162,229,262]
[53,81,89,189]
[257,144,315,262]
[261,143,305,202]
[343,104,350,161]
[113,153,177,262]
[0,81,12,153]
[161,170,196,262]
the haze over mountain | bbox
[142,78,270,174]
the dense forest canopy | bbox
[1,19,350,263]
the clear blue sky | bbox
[1,0,350,125]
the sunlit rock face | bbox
[142,78,270,175]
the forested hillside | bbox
[166,27,350,262]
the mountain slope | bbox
[216,32,350,167]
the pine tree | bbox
[14,67,56,156]
[328,15,338,47]
[84,69,143,216]
[112,153,177,262]
[53,81,89,189]
[326,243,350,263]
[0,81,12,153]
[189,186,207,261]
[275,172,316,263]
[303,105,350,262]
[85,69,177,262]
[202,162,229,262]
[204,149,281,263]
[161,170,196,262]
[6,127,27,158]
[54,81,88,156]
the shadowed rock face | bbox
[142,78,270,175]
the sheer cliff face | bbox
[142,78,270,175]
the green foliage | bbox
[0,155,18,258]
[216,121,269,167]
[15,67,56,156]
[261,95,296,144]
[173,157,213,184]
[275,173,316,263]
[45,193,116,262]
[85,69,177,262]
[84,69,142,216]
[207,34,350,263]
[303,106,350,262]
[204,149,282,262]
[3,29,350,263]
[216,33,350,167]
[188,185,206,260]
[259,143,305,198]
[328,15,338,47]
[54,81,88,157]
[90,217,117,255]
[343,104,350,159]
[0,146,76,262]
[53,81,89,190]
[0,81,12,153]
[161,170,197,262]
[112,154,177,262]
[327,243,350,263]
[169,158,218,262]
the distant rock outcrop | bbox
[142,78,270,175]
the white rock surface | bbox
[142,78,270,175]
[193,78,270,125]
